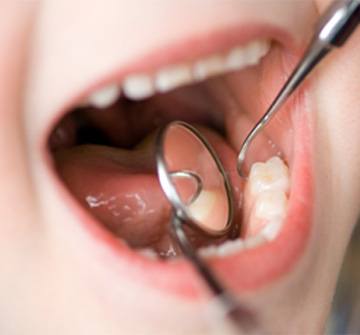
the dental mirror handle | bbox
[237,0,360,176]
[170,214,257,333]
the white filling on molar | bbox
[155,65,192,93]
[193,55,225,81]
[249,156,290,196]
[188,190,217,224]
[88,84,120,109]
[122,74,154,101]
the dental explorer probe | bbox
[237,0,360,176]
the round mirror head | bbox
[156,121,234,236]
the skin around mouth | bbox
[48,33,313,299]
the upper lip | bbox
[43,22,312,300]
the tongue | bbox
[55,126,243,255]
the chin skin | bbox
[0,1,359,334]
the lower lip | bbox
[55,91,313,300]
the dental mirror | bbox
[155,121,257,332]
[156,121,234,237]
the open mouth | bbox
[46,26,313,298]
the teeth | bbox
[82,39,271,105]
[226,39,270,71]
[87,84,120,109]
[260,219,283,241]
[122,74,154,101]
[188,190,217,224]
[225,47,249,71]
[242,39,271,65]
[138,248,158,260]
[198,155,289,257]
[254,191,287,221]
[199,234,267,258]
[199,239,245,258]
[193,55,224,81]
[248,156,290,196]
[244,235,266,249]
[155,65,192,93]
[245,156,290,242]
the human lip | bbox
[43,20,313,301]
[35,22,295,138]
[75,24,293,106]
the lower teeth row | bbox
[200,156,289,258]
[139,156,290,259]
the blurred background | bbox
[327,223,360,334]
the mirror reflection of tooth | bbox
[188,190,217,222]
[187,189,227,231]
[243,39,271,65]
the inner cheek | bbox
[225,44,296,170]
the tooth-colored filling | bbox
[188,189,228,231]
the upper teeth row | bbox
[82,39,271,108]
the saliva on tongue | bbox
[54,125,244,258]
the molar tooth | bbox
[88,84,120,109]
[254,190,287,221]
[193,55,225,81]
[217,239,245,256]
[199,239,245,258]
[249,156,290,195]
[199,245,219,258]
[155,65,192,93]
[122,74,154,101]
[188,190,217,224]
